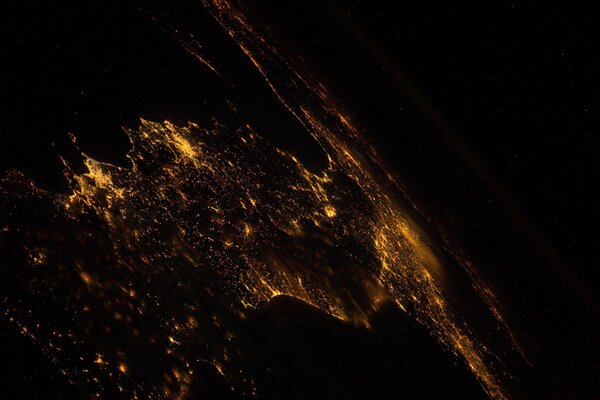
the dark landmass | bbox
[1,296,486,400]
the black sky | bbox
[339,1,599,285]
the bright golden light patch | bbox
[118,363,128,374]
[323,204,336,218]
[80,272,93,286]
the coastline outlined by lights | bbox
[0,1,530,398]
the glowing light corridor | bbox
[0,0,524,398]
